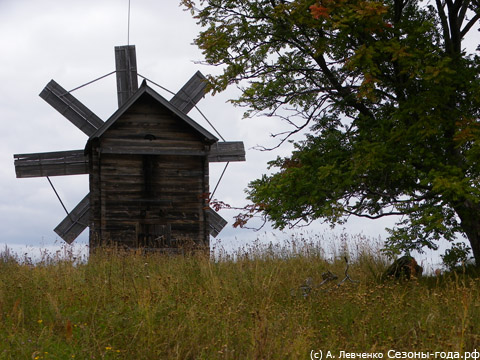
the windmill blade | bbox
[14,150,88,178]
[54,194,90,244]
[208,142,246,163]
[115,45,139,107]
[170,71,207,114]
[206,207,227,238]
[40,80,104,136]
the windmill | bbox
[13,45,245,251]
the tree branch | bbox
[312,53,376,120]
[253,102,325,151]
[436,0,453,53]
[344,209,404,219]
[461,12,480,37]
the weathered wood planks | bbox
[14,150,88,178]
[115,45,139,108]
[89,150,211,247]
[208,142,246,162]
[54,194,90,244]
[206,208,227,238]
[39,80,104,136]
[170,71,207,114]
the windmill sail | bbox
[170,71,207,114]
[14,150,88,178]
[39,80,104,136]
[115,45,139,107]
[206,208,228,238]
[208,142,246,163]
[54,194,90,244]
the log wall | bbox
[89,92,210,249]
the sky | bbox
[0,0,456,267]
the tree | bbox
[181,0,480,263]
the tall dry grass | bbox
[0,234,479,359]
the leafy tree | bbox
[182,0,480,263]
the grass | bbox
[0,235,480,359]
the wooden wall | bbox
[89,93,210,250]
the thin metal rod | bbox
[46,176,71,219]
[194,105,226,141]
[66,70,116,94]
[210,162,229,200]
[137,73,176,96]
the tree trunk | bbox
[455,200,480,266]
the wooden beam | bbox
[206,207,227,238]
[115,45,138,107]
[208,142,246,162]
[14,150,88,178]
[54,194,90,244]
[100,147,208,156]
[170,71,207,114]
[39,80,104,136]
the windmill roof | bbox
[86,80,218,150]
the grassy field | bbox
[0,237,479,359]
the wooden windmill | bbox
[14,45,245,252]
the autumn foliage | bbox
[184,0,480,265]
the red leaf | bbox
[310,4,330,19]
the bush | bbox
[441,242,472,271]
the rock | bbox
[383,256,423,279]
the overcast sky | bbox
[0,0,447,264]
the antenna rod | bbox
[127,0,131,45]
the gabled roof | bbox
[86,80,218,149]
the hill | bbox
[0,238,479,359]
